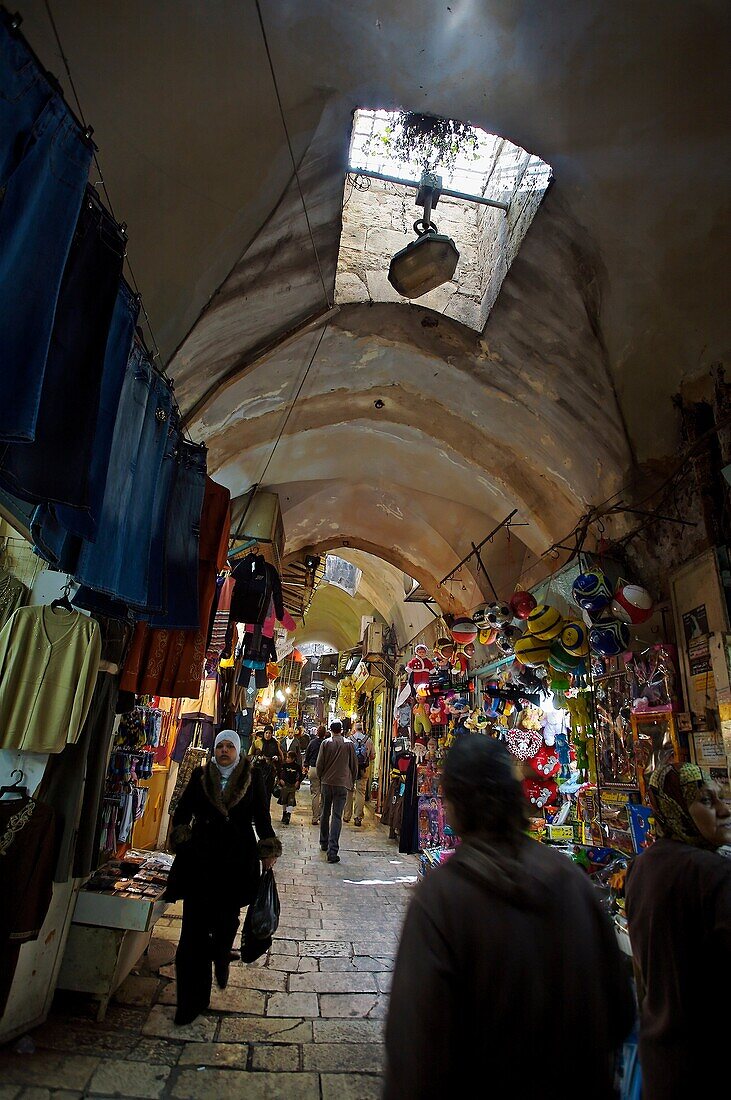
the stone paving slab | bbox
[320,1072,382,1099]
[289,972,378,994]
[0,1053,99,1091]
[142,1006,216,1043]
[217,1018,313,1045]
[170,1069,320,1099]
[177,1043,249,1068]
[250,1044,300,1072]
[313,1019,385,1044]
[87,1059,171,1098]
[302,1042,385,1073]
[319,994,388,1019]
[266,992,319,1018]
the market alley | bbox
[0,785,414,1099]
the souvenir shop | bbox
[0,12,298,1039]
[384,552,727,944]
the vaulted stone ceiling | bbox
[19,0,729,624]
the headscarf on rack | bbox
[648,761,713,847]
[213,730,241,788]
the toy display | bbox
[611,582,654,625]
[449,617,478,644]
[589,618,631,657]
[526,604,564,639]
[509,590,537,619]
[571,569,613,613]
[514,634,552,667]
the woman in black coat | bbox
[256,725,283,801]
[165,730,282,1025]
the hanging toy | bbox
[451,640,475,675]
[560,619,590,656]
[548,639,582,673]
[486,602,512,627]
[450,617,478,645]
[611,581,654,625]
[522,777,559,810]
[526,604,564,640]
[589,617,631,657]
[465,708,489,733]
[510,590,537,620]
[479,625,498,646]
[514,634,552,667]
[571,569,613,614]
[434,637,455,669]
[429,697,449,725]
[412,687,432,739]
[406,643,434,689]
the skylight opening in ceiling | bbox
[337,109,553,331]
[348,109,552,202]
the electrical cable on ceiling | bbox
[254,0,331,312]
[41,0,196,443]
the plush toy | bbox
[429,697,449,725]
[407,643,434,688]
[522,777,559,809]
[465,708,489,733]
[413,687,432,739]
[452,640,475,674]
[531,742,561,779]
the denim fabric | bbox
[320,784,348,858]
[0,15,92,442]
[144,413,181,613]
[147,441,207,630]
[31,281,140,566]
[74,346,173,607]
[0,188,126,508]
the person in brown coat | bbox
[625,762,731,1100]
[384,736,633,1099]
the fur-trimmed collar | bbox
[201,755,253,817]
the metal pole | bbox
[349,168,510,212]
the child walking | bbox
[278,749,303,824]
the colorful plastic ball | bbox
[611,583,654,625]
[486,602,512,627]
[478,627,498,646]
[471,605,491,627]
[548,640,582,672]
[510,590,537,620]
[589,618,631,657]
[450,617,477,645]
[560,619,590,656]
[514,635,552,667]
[526,604,564,640]
[571,570,613,613]
[496,631,516,655]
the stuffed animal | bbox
[452,640,475,675]
[413,687,432,739]
[429,697,449,725]
[465,708,489,733]
[406,644,434,690]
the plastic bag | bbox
[249,867,280,939]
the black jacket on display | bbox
[165,756,281,909]
[229,553,284,626]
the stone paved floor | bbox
[0,784,417,1098]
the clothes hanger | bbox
[0,769,30,801]
[50,579,75,613]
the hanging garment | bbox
[229,553,284,627]
[0,569,29,631]
[172,718,215,765]
[37,670,119,882]
[0,13,93,444]
[120,478,230,697]
[71,345,174,607]
[146,441,207,630]
[143,414,181,614]
[245,597,296,639]
[31,279,140,556]
[179,674,218,722]
[0,605,101,752]
[207,574,235,656]
[0,188,126,510]
[0,794,57,1013]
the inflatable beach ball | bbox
[548,640,582,672]
[560,619,590,657]
[526,604,564,640]
[611,583,654,625]
[589,618,631,657]
[486,602,512,627]
[571,569,613,614]
[514,635,552,667]
[450,617,477,645]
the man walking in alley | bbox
[317,720,357,863]
[304,724,327,824]
[343,719,376,826]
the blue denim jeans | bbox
[31,280,140,566]
[0,15,92,442]
[147,441,207,629]
[144,413,181,613]
[0,188,126,508]
[74,346,173,607]
[320,784,348,858]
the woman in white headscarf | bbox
[165,730,282,1025]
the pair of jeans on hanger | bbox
[0,14,93,443]
[0,188,127,510]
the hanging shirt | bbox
[0,605,101,753]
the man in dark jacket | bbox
[165,731,282,1025]
[316,720,357,863]
[384,737,633,1099]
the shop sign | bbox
[545,824,574,841]
[691,730,727,768]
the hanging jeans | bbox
[0,14,93,442]
[73,346,173,607]
[144,413,181,614]
[0,188,126,509]
[146,441,207,630]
